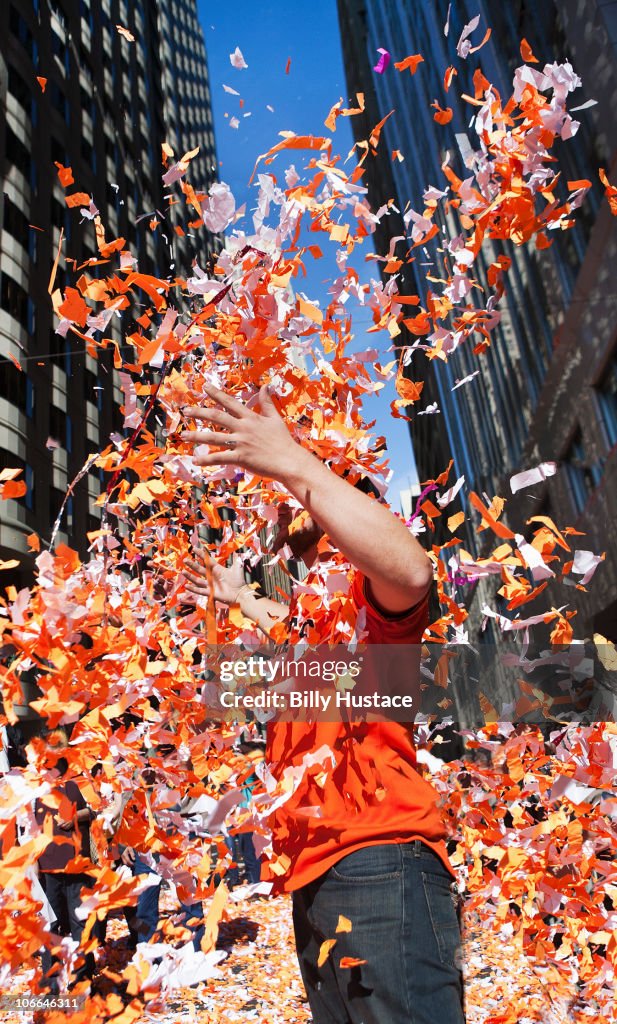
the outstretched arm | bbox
[182,553,288,637]
[182,385,432,614]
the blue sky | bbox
[196,0,420,505]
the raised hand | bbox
[181,383,306,483]
[182,551,249,607]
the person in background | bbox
[35,729,95,994]
[108,769,162,948]
[236,740,265,885]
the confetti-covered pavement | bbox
[3,885,612,1024]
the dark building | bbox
[337,0,617,638]
[0,0,219,582]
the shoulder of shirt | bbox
[352,570,428,622]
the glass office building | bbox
[0,0,219,576]
[337,0,617,636]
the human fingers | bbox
[182,405,237,429]
[202,382,248,418]
[190,549,214,568]
[192,450,236,468]
[183,561,209,577]
[183,582,210,598]
[180,429,236,448]
[183,571,211,592]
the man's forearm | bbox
[282,448,432,612]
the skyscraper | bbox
[0,0,219,581]
[337,0,617,638]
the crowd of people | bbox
[30,725,264,998]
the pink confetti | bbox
[229,46,248,69]
[373,48,391,74]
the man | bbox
[35,730,95,993]
[108,772,162,948]
[181,383,465,1024]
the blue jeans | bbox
[237,832,261,884]
[292,840,465,1024]
[125,854,160,944]
[178,900,205,951]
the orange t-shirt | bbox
[264,571,453,891]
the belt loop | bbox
[413,839,421,857]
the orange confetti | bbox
[520,38,539,63]
[65,191,92,208]
[0,479,27,500]
[58,287,91,327]
[55,162,74,187]
[599,167,617,214]
[443,66,458,92]
[394,54,424,74]
[317,938,337,967]
[432,101,453,125]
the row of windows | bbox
[0,449,104,536]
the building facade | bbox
[0,0,219,582]
[337,0,617,639]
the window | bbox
[50,333,71,374]
[24,464,34,511]
[5,126,31,181]
[0,360,34,415]
[81,137,96,173]
[50,137,69,167]
[51,197,66,230]
[84,367,97,397]
[87,513,101,534]
[563,428,602,516]
[79,86,95,122]
[3,194,31,253]
[49,405,67,448]
[9,6,36,63]
[49,80,69,123]
[0,273,28,327]
[595,352,617,450]
[50,486,66,524]
[51,28,70,74]
[8,65,33,116]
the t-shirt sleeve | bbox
[351,571,429,644]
